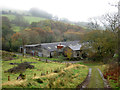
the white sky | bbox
[0,0,119,22]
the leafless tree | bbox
[87,17,102,30]
[100,13,118,33]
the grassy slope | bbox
[24,16,46,24]
[2,57,65,83]
[2,14,47,32]
[2,14,15,21]
[2,14,46,24]
[2,55,88,88]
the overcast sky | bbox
[1,0,119,22]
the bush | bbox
[103,61,120,88]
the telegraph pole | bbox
[118,1,120,23]
[118,1,120,65]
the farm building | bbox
[24,44,42,56]
[21,41,81,58]
[41,41,80,57]
[63,44,82,58]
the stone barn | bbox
[41,41,80,58]
[24,44,42,57]
[21,41,80,58]
[63,44,82,59]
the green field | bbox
[2,14,15,21]
[2,55,88,88]
[11,25,21,32]
[3,51,118,88]
[24,16,46,24]
[2,14,46,24]
[2,14,47,32]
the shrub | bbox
[103,61,120,88]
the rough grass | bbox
[2,56,88,88]
[2,50,18,61]
[2,57,66,84]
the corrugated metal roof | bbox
[25,44,40,47]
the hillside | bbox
[2,14,46,24]
[2,51,89,88]
[2,14,47,32]
[2,8,88,52]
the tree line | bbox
[2,16,85,52]
[1,11,119,63]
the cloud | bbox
[1,0,118,22]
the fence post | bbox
[46,59,48,63]
[34,73,36,77]
[24,74,26,79]
[21,59,22,62]
[46,71,48,74]
[8,76,10,81]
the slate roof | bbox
[69,44,82,51]
[41,41,80,52]
[24,41,80,51]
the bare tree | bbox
[87,17,102,30]
[100,13,118,33]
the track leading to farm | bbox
[77,66,109,89]
[87,67,104,88]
